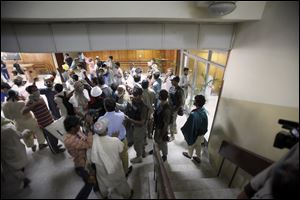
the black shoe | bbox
[142,151,147,158]
[39,143,48,150]
[148,150,154,155]
[126,166,133,178]
[93,184,99,192]
[192,156,201,164]
[129,189,134,199]
[23,178,31,188]
[31,145,37,152]
[162,155,167,162]
[182,152,192,159]
[56,148,65,153]
[128,142,134,147]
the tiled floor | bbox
[1,75,220,199]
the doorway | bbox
[178,49,229,142]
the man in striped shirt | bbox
[22,85,65,154]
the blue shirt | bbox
[98,111,126,141]
[1,92,7,103]
[153,78,162,94]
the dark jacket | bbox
[181,107,208,146]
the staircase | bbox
[146,116,241,199]
[128,115,273,199]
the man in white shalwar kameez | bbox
[91,119,133,199]
[1,117,31,191]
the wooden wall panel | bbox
[118,50,128,61]
[83,50,177,73]
[21,53,56,72]
[5,53,56,78]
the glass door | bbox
[180,49,228,142]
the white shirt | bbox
[162,76,172,92]
[179,74,190,89]
[65,79,75,91]
[91,135,124,174]
[98,111,126,141]
[69,89,90,113]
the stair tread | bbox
[174,188,241,199]
[164,163,213,172]
[171,177,229,191]
[168,170,216,180]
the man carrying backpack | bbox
[54,83,75,117]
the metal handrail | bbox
[153,143,175,199]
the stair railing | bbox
[153,143,176,199]
[217,140,274,187]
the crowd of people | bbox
[1,53,209,199]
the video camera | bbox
[273,119,299,149]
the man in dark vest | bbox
[153,89,172,162]
[125,86,148,164]
[168,75,185,141]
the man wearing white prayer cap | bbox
[91,119,133,199]
[93,119,108,135]
[90,86,102,98]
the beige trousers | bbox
[188,135,204,158]
[120,139,129,174]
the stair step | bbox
[168,170,216,180]
[174,188,241,199]
[171,177,228,191]
[164,163,213,173]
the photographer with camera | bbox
[238,120,299,199]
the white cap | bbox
[94,119,109,135]
[117,85,126,91]
[44,75,54,81]
[116,85,126,96]
[91,86,102,97]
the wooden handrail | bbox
[218,140,274,187]
[153,143,175,199]
[218,140,274,176]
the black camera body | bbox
[273,119,299,149]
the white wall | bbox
[208,2,299,186]
[223,1,299,108]
[1,1,266,22]
[1,23,234,52]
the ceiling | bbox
[1,1,266,23]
